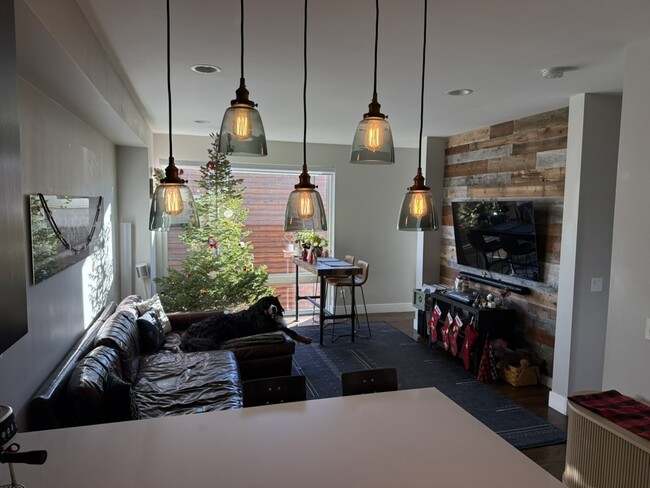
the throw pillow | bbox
[136,294,171,333]
[137,310,166,354]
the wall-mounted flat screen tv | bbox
[451,200,540,282]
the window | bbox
[165,164,334,314]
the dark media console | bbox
[416,290,516,372]
[459,272,530,295]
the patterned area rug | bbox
[291,321,566,450]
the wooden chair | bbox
[341,368,398,396]
[242,375,307,407]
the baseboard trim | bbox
[368,303,413,314]
[549,391,567,415]
[330,303,413,315]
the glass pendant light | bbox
[284,0,327,232]
[218,0,268,156]
[149,0,199,231]
[350,0,394,164]
[397,0,439,231]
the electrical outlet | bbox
[591,277,603,293]
[646,318,650,341]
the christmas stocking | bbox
[429,304,441,343]
[450,315,463,357]
[477,335,493,384]
[441,312,453,351]
[461,318,478,371]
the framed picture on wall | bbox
[28,194,103,285]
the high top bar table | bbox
[292,256,361,345]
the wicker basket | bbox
[498,360,539,387]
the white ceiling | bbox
[77,0,650,148]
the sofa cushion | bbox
[95,309,141,383]
[116,294,143,314]
[66,346,132,425]
[131,349,242,418]
[136,294,171,333]
[137,311,166,354]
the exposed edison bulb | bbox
[297,191,314,219]
[232,107,253,141]
[364,118,383,152]
[409,192,428,219]
[163,186,184,217]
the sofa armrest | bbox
[29,302,117,431]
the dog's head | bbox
[255,296,287,326]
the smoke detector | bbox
[541,67,564,79]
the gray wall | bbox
[0,0,28,355]
[551,94,621,413]
[0,0,152,427]
[417,137,446,287]
[603,39,650,401]
[116,146,152,298]
[0,79,119,427]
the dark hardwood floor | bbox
[297,311,567,481]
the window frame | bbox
[153,160,336,314]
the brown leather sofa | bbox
[29,295,296,431]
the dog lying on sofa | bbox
[182,296,312,352]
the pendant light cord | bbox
[303,0,308,171]
[240,0,245,78]
[166,0,173,159]
[373,0,379,97]
[417,0,427,170]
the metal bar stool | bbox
[329,260,371,340]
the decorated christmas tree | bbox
[156,134,273,312]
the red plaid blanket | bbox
[569,390,650,441]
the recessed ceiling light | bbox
[194,120,211,124]
[446,88,473,96]
[190,64,222,74]
[541,67,564,79]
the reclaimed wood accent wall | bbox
[441,107,568,377]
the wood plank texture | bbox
[441,107,568,377]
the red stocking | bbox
[441,313,453,351]
[461,319,478,370]
[450,315,464,357]
[429,304,441,343]
[477,335,493,383]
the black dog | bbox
[182,296,312,351]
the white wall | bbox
[603,39,650,401]
[0,79,119,428]
[551,94,621,414]
[153,134,420,311]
